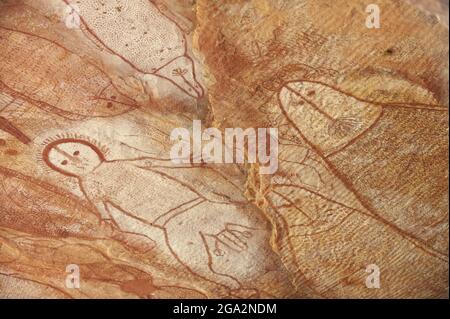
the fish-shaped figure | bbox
[70,0,204,98]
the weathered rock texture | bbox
[0,0,448,298]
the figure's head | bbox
[42,138,106,177]
[284,81,322,99]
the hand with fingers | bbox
[213,224,253,255]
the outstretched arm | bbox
[108,156,248,204]
[108,156,179,168]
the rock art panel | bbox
[0,0,448,299]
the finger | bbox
[223,231,248,250]
[230,230,253,241]
[226,223,256,235]
[216,232,246,251]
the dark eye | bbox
[307,90,316,96]
[106,102,113,108]
[73,151,80,156]
[61,160,68,165]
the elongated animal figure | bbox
[0,26,139,144]
[70,0,204,98]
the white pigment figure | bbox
[42,138,261,292]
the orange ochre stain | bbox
[120,279,158,297]
[4,149,18,156]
